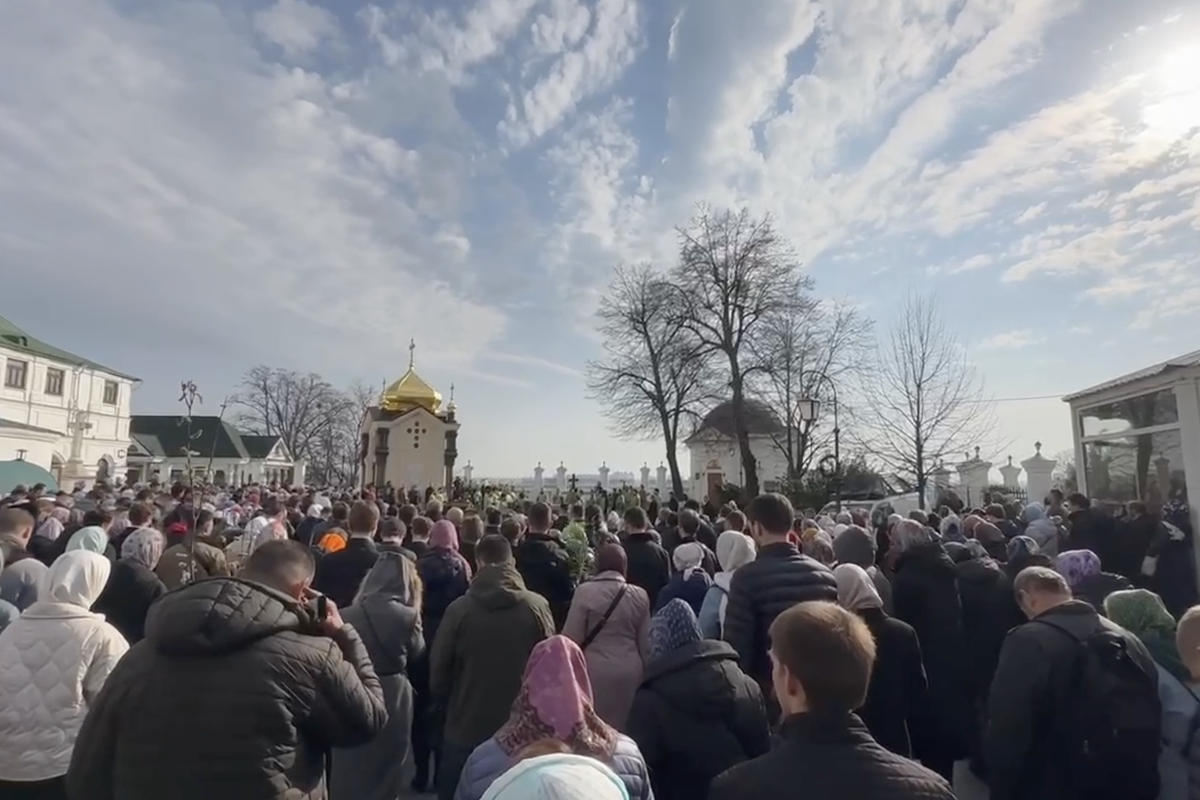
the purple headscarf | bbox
[1055,549,1102,591]
[430,519,472,579]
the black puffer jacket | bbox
[722,541,838,685]
[515,532,576,630]
[65,577,388,800]
[708,711,954,800]
[626,640,770,800]
[92,560,168,644]
[624,532,671,608]
[417,548,471,649]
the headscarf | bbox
[306,504,323,519]
[802,536,835,565]
[672,542,705,580]
[355,551,415,604]
[1020,503,1045,524]
[120,528,165,569]
[38,550,111,609]
[594,544,627,576]
[648,598,703,661]
[495,636,618,759]
[963,514,984,537]
[1104,589,1189,681]
[963,539,990,561]
[835,511,853,526]
[430,519,473,578]
[65,525,108,555]
[35,507,70,541]
[1006,535,1040,562]
[480,754,629,800]
[891,519,931,554]
[834,563,884,611]
[715,531,755,573]
[832,525,876,568]
[972,521,1005,544]
[939,513,965,543]
[1055,549,1102,590]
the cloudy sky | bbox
[1,0,1197,479]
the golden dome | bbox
[380,340,443,414]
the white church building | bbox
[0,315,138,488]
[685,400,790,501]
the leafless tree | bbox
[586,263,712,498]
[752,299,873,481]
[672,206,812,497]
[859,292,999,509]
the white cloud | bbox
[253,0,340,57]
[979,329,1044,349]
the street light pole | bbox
[798,372,841,512]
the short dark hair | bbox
[1068,492,1089,509]
[411,516,432,540]
[769,601,875,713]
[985,503,1007,519]
[528,502,552,531]
[725,510,746,531]
[462,515,485,544]
[262,495,283,517]
[679,508,699,533]
[1128,500,1147,516]
[570,503,584,518]
[486,507,502,526]
[476,534,512,566]
[128,501,154,526]
[0,507,34,537]
[747,493,794,536]
[398,504,418,525]
[623,506,648,530]
[331,502,350,522]
[348,500,380,534]
[499,517,522,545]
[242,539,316,589]
[380,517,406,540]
[82,509,114,527]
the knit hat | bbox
[481,754,629,800]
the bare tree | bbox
[586,263,712,498]
[672,206,812,497]
[752,299,873,482]
[859,292,999,509]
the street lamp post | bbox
[797,373,841,512]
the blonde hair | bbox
[1177,606,1200,678]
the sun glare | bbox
[1142,44,1200,140]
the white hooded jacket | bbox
[0,550,129,781]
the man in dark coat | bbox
[431,535,555,800]
[723,493,838,690]
[709,601,953,800]
[315,500,382,607]
[985,566,1159,800]
[513,501,574,630]
[66,540,388,800]
[622,506,671,608]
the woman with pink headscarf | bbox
[453,635,652,800]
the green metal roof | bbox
[0,460,59,494]
[130,415,252,460]
[0,314,139,382]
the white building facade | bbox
[685,401,790,501]
[0,315,137,486]
[128,416,306,486]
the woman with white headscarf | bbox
[653,542,712,616]
[330,551,425,800]
[93,528,168,644]
[833,564,929,759]
[0,550,129,798]
[698,532,756,638]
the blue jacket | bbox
[655,571,711,616]
[697,583,727,639]
[454,734,654,800]
[1156,664,1198,800]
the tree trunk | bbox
[730,377,760,499]
[666,446,686,501]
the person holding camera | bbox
[65,539,388,800]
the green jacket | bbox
[430,563,555,748]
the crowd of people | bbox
[0,477,1196,800]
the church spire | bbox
[408,338,416,370]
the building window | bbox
[1079,390,1179,438]
[45,367,65,396]
[102,380,119,405]
[4,359,27,389]
[1082,429,1185,507]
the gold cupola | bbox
[380,340,443,414]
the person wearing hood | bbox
[65,539,387,800]
[1055,548,1132,614]
[563,544,650,731]
[699,531,757,638]
[478,753,631,800]
[0,550,129,798]
[331,552,426,800]
[1019,503,1061,558]
[63,524,116,561]
[832,525,893,614]
[455,635,652,800]
[92,528,168,644]
[431,535,556,800]
[654,542,712,615]
[625,599,769,800]
[889,518,973,778]
[833,564,928,759]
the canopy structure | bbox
[0,459,59,494]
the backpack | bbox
[1037,618,1162,800]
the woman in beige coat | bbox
[563,544,650,731]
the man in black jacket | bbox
[314,500,381,607]
[984,566,1159,800]
[709,601,952,800]
[514,502,575,630]
[724,493,838,690]
[67,539,387,800]
[622,506,671,608]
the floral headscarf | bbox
[1006,535,1040,561]
[1104,589,1189,681]
[120,528,165,569]
[65,525,108,555]
[1055,549,1102,590]
[495,636,618,759]
[648,598,703,661]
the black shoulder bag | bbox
[581,584,628,650]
